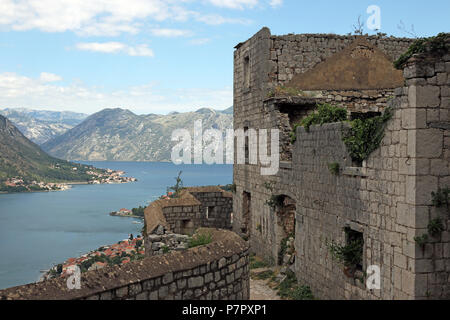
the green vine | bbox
[291,103,347,143]
[342,107,392,164]
[290,104,392,164]
[414,234,429,248]
[428,218,444,237]
[326,239,363,268]
[328,162,340,175]
[266,194,285,210]
[414,187,449,249]
[278,233,295,265]
[263,181,274,191]
[394,33,450,69]
[431,187,450,213]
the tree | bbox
[167,171,184,197]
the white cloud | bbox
[269,0,283,8]
[189,38,211,45]
[0,0,169,36]
[150,28,191,37]
[207,0,258,10]
[76,42,125,53]
[194,13,252,25]
[39,72,62,82]
[0,72,232,114]
[75,42,154,57]
[126,44,154,57]
[0,0,256,36]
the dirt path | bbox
[250,278,281,300]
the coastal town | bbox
[86,168,137,185]
[0,168,137,193]
[109,206,145,218]
[1,177,70,192]
[42,235,146,280]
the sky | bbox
[0,0,449,115]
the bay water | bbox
[0,162,232,290]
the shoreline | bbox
[66,181,90,185]
[0,187,71,195]
[1,166,137,194]
[0,180,136,195]
[110,213,144,219]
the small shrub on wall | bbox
[342,107,392,165]
[290,103,347,142]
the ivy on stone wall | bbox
[428,218,445,237]
[414,188,449,249]
[328,162,340,175]
[326,237,363,269]
[413,234,429,249]
[290,104,392,164]
[342,107,392,165]
[290,103,347,143]
[278,233,295,265]
[266,194,285,210]
[431,187,450,213]
[394,33,450,69]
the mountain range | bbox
[0,106,233,162]
[0,108,87,144]
[41,107,233,162]
[0,114,101,183]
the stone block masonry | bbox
[0,229,249,300]
[145,232,189,257]
[144,186,233,238]
[233,27,449,300]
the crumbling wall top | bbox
[0,229,248,300]
[286,37,405,90]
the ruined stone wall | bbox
[162,204,202,235]
[189,191,233,230]
[0,229,250,300]
[267,33,413,113]
[291,49,450,299]
[399,52,450,299]
[318,89,395,113]
[292,121,393,300]
[233,27,272,242]
[233,29,413,249]
[145,232,190,257]
[269,33,413,88]
[233,27,449,299]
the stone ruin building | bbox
[232,27,450,299]
[143,186,233,255]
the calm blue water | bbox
[0,162,232,290]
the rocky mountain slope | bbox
[42,107,233,162]
[0,108,87,144]
[0,114,102,183]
